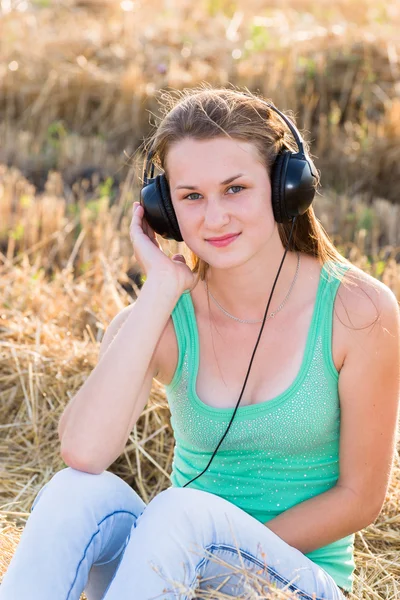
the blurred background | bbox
[0,1,399,598]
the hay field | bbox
[1,0,400,597]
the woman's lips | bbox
[206,233,241,247]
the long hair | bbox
[141,83,378,324]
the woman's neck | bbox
[204,250,301,323]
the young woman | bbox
[1,87,399,600]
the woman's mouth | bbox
[206,233,241,247]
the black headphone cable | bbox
[183,215,298,487]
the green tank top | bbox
[165,260,355,593]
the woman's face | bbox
[165,136,277,270]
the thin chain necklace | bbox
[205,252,300,324]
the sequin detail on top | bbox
[165,260,356,593]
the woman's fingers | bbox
[172,254,186,263]
[134,203,159,245]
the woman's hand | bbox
[130,202,195,294]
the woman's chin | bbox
[204,253,250,271]
[186,242,252,270]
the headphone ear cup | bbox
[270,151,289,223]
[140,174,183,241]
[271,150,316,223]
[157,175,183,242]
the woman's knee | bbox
[31,467,144,515]
[136,486,217,527]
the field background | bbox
[0,0,399,597]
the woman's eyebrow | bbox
[174,173,245,191]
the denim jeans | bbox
[0,467,347,600]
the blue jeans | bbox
[0,467,347,600]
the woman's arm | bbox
[265,485,372,554]
[59,275,181,474]
[57,304,138,441]
[335,279,400,515]
[265,279,400,553]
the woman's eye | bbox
[183,186,244,200]
[227,185,244,194]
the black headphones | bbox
[140,99,318,240]
[139,98,318,488]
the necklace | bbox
[205,252,300,324]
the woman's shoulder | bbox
[332,261,399,360]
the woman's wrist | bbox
[142,272,184,303]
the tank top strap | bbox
[167,290,195,391]
[317,260,352,380]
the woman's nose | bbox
[204,198,230,229]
